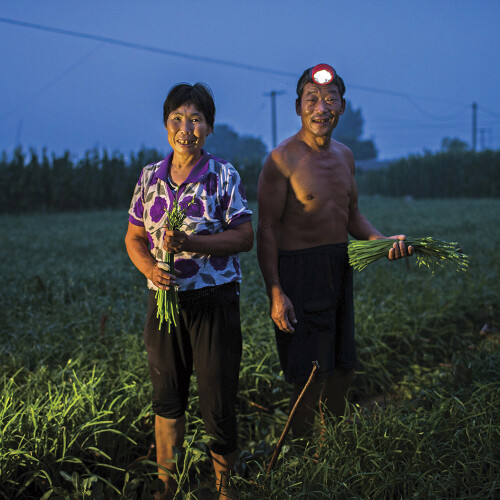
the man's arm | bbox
[346,152,413,260]
[347,167,385,241]
[257,152,297,333]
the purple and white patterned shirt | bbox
[128,150,252,291]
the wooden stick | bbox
[267,361,319,473]
[241,397,271,412]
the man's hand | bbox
[388,234,414,260]
[163,229,190,254]
[270,289,298,333]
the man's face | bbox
[296,82,345,137]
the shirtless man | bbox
[257,64,412,438]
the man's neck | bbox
[297,129,332,151]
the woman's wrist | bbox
[146,261,158,281]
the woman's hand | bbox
[163,230,190,254]
[161,222,253,256]
[148,261,176,290]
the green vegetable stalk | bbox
[155,197,194,332]
[348,237,469,273]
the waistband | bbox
[278,242,347,257]
[149,281,239,304]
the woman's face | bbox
[166,102,212,161]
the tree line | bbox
[0,144,267,214]
[2,122,498,214]
[0,147,162,213]
[2,146,498,214]
[0,99,383,213]
[356,149,499,198]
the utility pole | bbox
[472,102,477,151]
[264,90,285,148]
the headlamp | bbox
[309,64,335,85]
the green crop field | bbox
[1,198,499,499]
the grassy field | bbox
[0,198,499,499]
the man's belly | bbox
[277,214,348,251]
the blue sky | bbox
[1,0,499,160]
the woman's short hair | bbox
[163,82,216,130]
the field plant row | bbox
[357,149,500,198]
[0,143,266,214]
[2,147,499,215]
[0,198,499,499]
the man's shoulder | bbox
[271,135,353,162]
[330,139,355,171]
[330,138,353,155]
[267,134,304,169]
[276,133,305,154]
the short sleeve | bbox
[128,170,145,227]
[220,164,252,229]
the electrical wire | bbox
[1,16,498,151]
[2,16,495,121]
[0,16,297,78]
[0,42,104,120]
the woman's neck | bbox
[170,151,202,185]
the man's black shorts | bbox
[275,243,357,384]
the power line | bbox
[0,16,297,78]
[374,123,472,131]
[0,42,104,120]
[0,16,489,120]
[2,15,499,153]
[350,84,464,120]
[478,105,500,119]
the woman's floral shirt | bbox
[128,150,252,291]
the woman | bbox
[125,82,253,499]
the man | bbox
[257,64,412,438]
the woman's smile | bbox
[166,102,211,161]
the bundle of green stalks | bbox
[156,198,194,332]
[348,236,469,273]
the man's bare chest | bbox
[288,161,351,207]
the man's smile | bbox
[311,117,331,124]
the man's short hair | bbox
[163,82,216,130]
[296,66,346,101]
